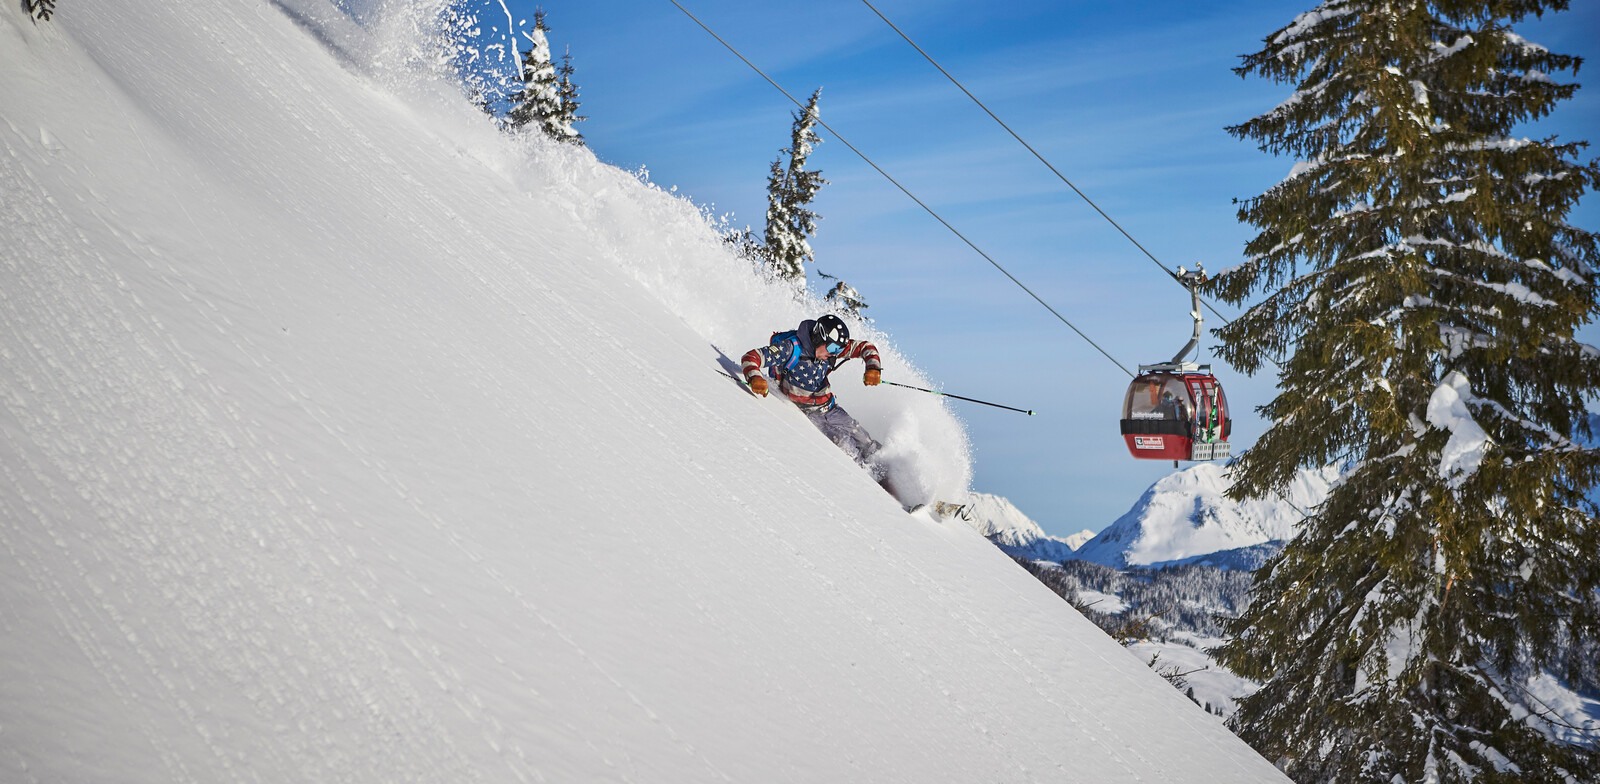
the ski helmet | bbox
[811,314,849,354]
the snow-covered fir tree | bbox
[817,270,869,319]
[555,48,585,146]
[722,226,770,268]
[506,10,578,143]
[1209,1,1600,781]
[763,88,827,286]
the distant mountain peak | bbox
[1070,463,1336,569]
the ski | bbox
[903,501,972,521]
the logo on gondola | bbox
[1133,436,1165,450]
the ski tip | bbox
[931,501,973,522]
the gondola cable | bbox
[858,0,1238,325]
[862,1,1300,376]
[665,0,1134,379]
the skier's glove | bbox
[863,368,881,386]
[748,376,769,396]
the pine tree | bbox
[818,270,870,319]
[26,0,57,22]
[1210,1,1600,781]
[723,226,771,268]
[824,281,869,319]
[506,10,577,143]
[763,88,827,286]
[555,48,586,146]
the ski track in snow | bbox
[0,2,1287,781]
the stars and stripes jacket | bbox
[742,320,880,411]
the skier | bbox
[741,315,897,495]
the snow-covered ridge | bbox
[958,491,1094,562]
[1071,463,1336,569]
[0,2,1285,780]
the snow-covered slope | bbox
[960,492,1093,562]
[1072,463,1335,569]
[0,2,1285,781]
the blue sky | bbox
[477,0,1600,537]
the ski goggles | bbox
[825,341,845,355]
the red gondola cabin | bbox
[1120,365,1230,462]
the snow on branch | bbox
[1427,372,1492,488]
[1270,3,1359,47]
[1425,34,1475,63]
[1423,267,1559,309]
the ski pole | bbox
[881,381,1035,416]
